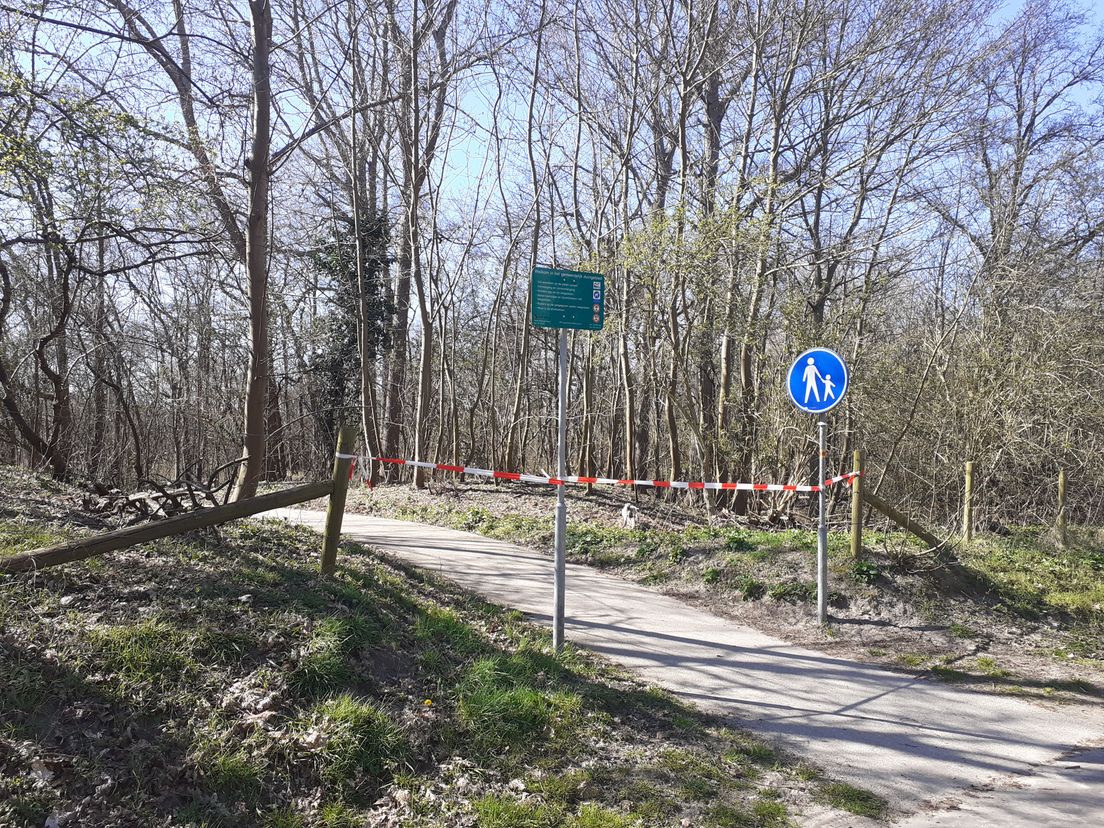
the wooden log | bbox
[321,424,358,576]
[0,481,332,574]
[850,450,864,560]
[862,488,947,552]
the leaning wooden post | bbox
[862,489,947,552]
[1056,468,1068,548]
[0,482,333,574]
[850,449,864,560]
[962,460,975,542]
[321,424,358,576]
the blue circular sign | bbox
[787,348,848,414]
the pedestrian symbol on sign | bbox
[785,346,850,625]
[787,348,848,414]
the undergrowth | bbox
[0,510,875,827]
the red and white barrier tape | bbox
[371,457,859,493]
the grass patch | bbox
[617,779,678,820]
[307,693,405,796]
[289,616,378,696]
[262,808,306,827]
[703,799,788,827]
[205,749,264,803]
[962,529,1104,619]
[391,504,551,547]
[571,804,641,827]
[474,790,648,826]
[896,653,927,668]
[474,795,564,827]
[658,748,725,801]
[766,581,816,603]
[456,653,584,759]
[974,656,1008,678]
[723,731,778,768]
[415,605,485,655]
[0,776,61,828]
[85,618,202,688]
[317,802,362,827]
[528,769,592,805]
[948,623,979,639]
[723,532,754,554]
[0,520,70,556]
[818,781,888,819]
[930,665,969,682]
[751,799,789,825]
[0,649,58,723]
[736,575,766,601]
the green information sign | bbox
[530,267,605,331]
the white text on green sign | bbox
[530,267,605,331]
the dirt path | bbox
[268,509,1104,826]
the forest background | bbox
[2,0,1103,527]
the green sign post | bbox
[530,267,605,331]
[529,266,604,652]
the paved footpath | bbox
[268,509,1104,826]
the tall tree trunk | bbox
[231,0,273,501]
[506,0,546,473]
[90,196,108,480]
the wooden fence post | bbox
[0,482,333,574]
[850,449,864,560]
[1057,468,1068,548]
[321,424,358,576]
[962,460,975,542]
[862,489,948,553]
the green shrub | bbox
[851,560,881,585]
[736,576,766,601]
[724,532,754,554]
[766,581,816,603]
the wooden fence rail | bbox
[858,488,949,553]
[0,481,332,574]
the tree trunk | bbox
[231,0,273,501]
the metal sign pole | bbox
[553,328,568,650]
[817,419,828,624]
[529,264,603,652]
[786,348,846,627]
